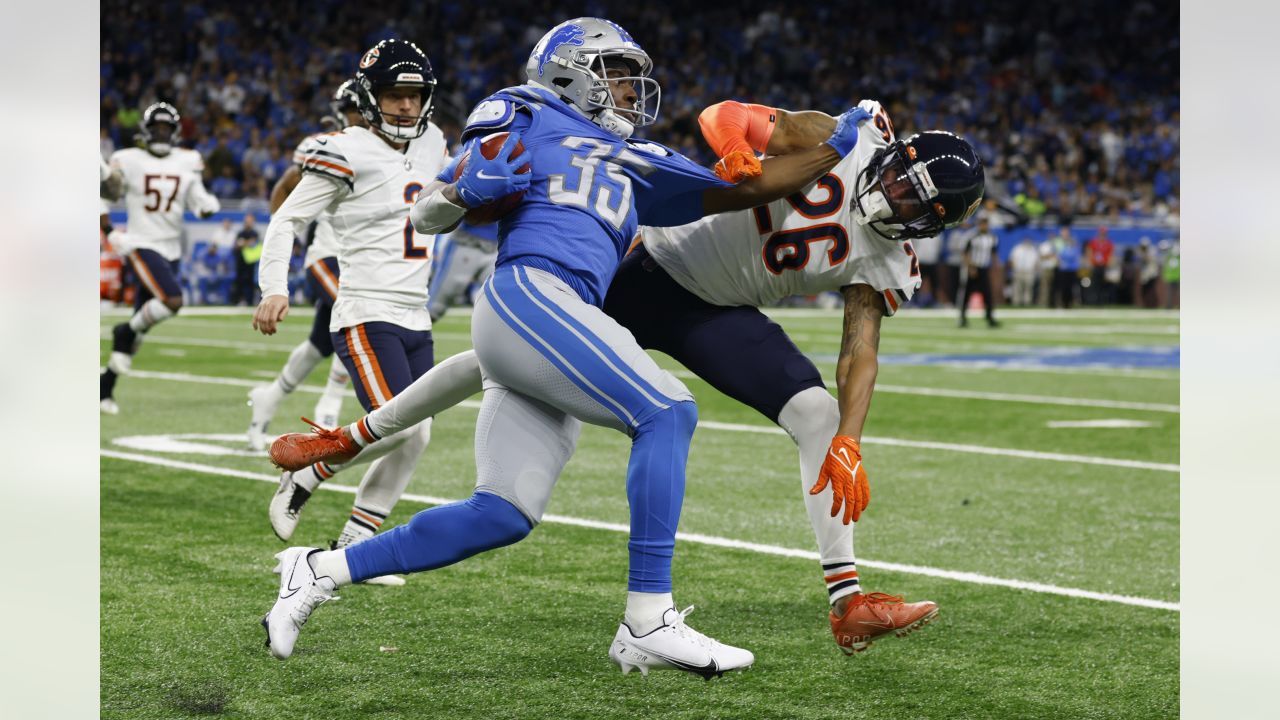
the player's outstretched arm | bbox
[699,101,837,181]
[254,173,345,334]
[808,283,885,524]
[701,107,871,215]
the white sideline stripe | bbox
[100,329,473,352]
[121,370,1179,472]
[98,449,1179,612]
[1047,419,1158,429]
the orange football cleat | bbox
[829,592,938,655]
[269,417,360,472]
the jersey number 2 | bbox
[403,183,429,259]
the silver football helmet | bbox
[524,18,660,139]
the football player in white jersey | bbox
[252,40,450,577]
[269,97,985,656]
[426,221,498,321]
[245,80,364,451]
[100,102,220,414]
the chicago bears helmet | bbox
[139,102,181,156]
[852,131,986,241]
[354,39,437,141]
[524,18,660,139]
[329,78,361,126]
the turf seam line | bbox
[98,448,1180,612]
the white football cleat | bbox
[312,393,344,431]
[609,606,754,680]
[331,533,405,586]
[100,398,120,415]
[268,471,311,542]
[247,385,283,451]
[262,547,337,660]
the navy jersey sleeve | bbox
[626,141,731,227]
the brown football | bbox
[452,131,531,225]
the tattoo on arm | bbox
[839,285,884,361]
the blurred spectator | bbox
[210,217,237,248]
[192,244,227,304]
[1085,226,1115,304]
[232,215,261,305]
[210,166,242,199]
[1162,241,1180,308]
[1008,237,1039,306]
[1138,238,1162,308]
[1053,229,1081,308]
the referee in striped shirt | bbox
[959,216,1001,328]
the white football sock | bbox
[321,356,349,398]
[625,591,675,634]
[276,341,324,394]
[350,420,431,521]
[128,298,174,333]
[359,350,482,441]
[307,549,352,587]
[777,386,860,604]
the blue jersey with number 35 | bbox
[446,85,730,306]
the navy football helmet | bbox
[139,102,181,156]
[852,131,986,240]
[354,39,437,141]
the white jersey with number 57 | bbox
[642,99,922,316]
[110,147,212,261]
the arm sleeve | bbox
[698,101,778,158]
[259,173,346,297]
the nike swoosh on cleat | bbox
[644,650,721,679]
[281,556,305,597]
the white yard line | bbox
[98,449,1180,612]
[100,329,474,351]
[118,369,1180,473]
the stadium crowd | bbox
[101,1,1179,310]
[101,0,1178,226]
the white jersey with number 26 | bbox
[642,99,923,316]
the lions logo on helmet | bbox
[354,39,437,142]
[139,102,181,156]
[524,17,660,140]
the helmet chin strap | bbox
[593,108,634,139]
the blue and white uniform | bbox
[345,84,730,593]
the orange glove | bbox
[713,150,763,183]
[809,435,870,524]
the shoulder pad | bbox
[462,99,517,142]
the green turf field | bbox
[100,306,1179,719]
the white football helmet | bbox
[524,18,660,139]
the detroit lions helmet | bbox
[354,39,437,141]
[139,102,181,156]
[851,131,985,241]
[524,18,660,139]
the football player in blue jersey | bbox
[262,17,873,677]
